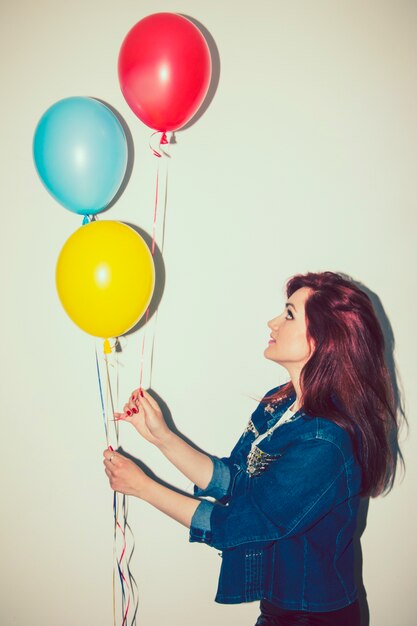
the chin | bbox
[264,347,278,362]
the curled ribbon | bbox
[149,131,170,158]
[96,347,139,626]
[114,492,131,626]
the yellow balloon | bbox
[56,221,155,338]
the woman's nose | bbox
[268,316,280,330]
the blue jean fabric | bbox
[189,387,362,611]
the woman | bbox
[103,271,398,626]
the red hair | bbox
[271,271,399,498]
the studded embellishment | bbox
[244,418,260,438]
[246,445,281,477]
[264,403,276,415]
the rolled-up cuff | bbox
[193,456,231,500]
[189,500,215,544]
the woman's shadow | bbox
[117,389,212,502]
[352,278,407,626]
[353,498,370,626]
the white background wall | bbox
[1,1,416,625]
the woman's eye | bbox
[285,309,294,320]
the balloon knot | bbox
[82,215,90,225]
[103,339,112,354]
[149,131,170,157]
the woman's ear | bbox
[307,335,316,356]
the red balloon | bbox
[118,13,212,132]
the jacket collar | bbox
[252,392,304,433]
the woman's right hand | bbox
[114,389,171,447]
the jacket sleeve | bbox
[193,455,233,501]
[189,436,356,550]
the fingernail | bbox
[132,407,138,414]
[126,410,131,416]
[108,445,114,451]
[139,388,144,398]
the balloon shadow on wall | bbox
[178,15,221,132]
[93,98,135,211]
[121,222,166,335]
[350,278,408,626]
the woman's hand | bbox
[103,449,151,498]
[114,389,171,448]
[103,449,200,528]
[115,390,214,490]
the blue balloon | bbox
[33,97,128,215]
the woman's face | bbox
[264,287,313,370]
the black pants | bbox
[255,599,360,626]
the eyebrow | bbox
[286,302,297,311]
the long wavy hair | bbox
[270,271,399,498]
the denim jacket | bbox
[189,387,362,611]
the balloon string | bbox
[111,452,132,621]
[95,347,109,447]
[96,344,117,623]
[139,154,161,391]
[100,345,134,626]
[105,353,119,446]
[152,168,158,255]
[115,341,120,411]
[159,160,169,255]
[113,493,125,623]
[106,356,124,624]
[105,353,119,626]
[123,495,139,626]
[139,308,150,392]
[112,492,118,626]
[114,492,133,626]
[148,163,169,390]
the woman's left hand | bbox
[103,449,150,497]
